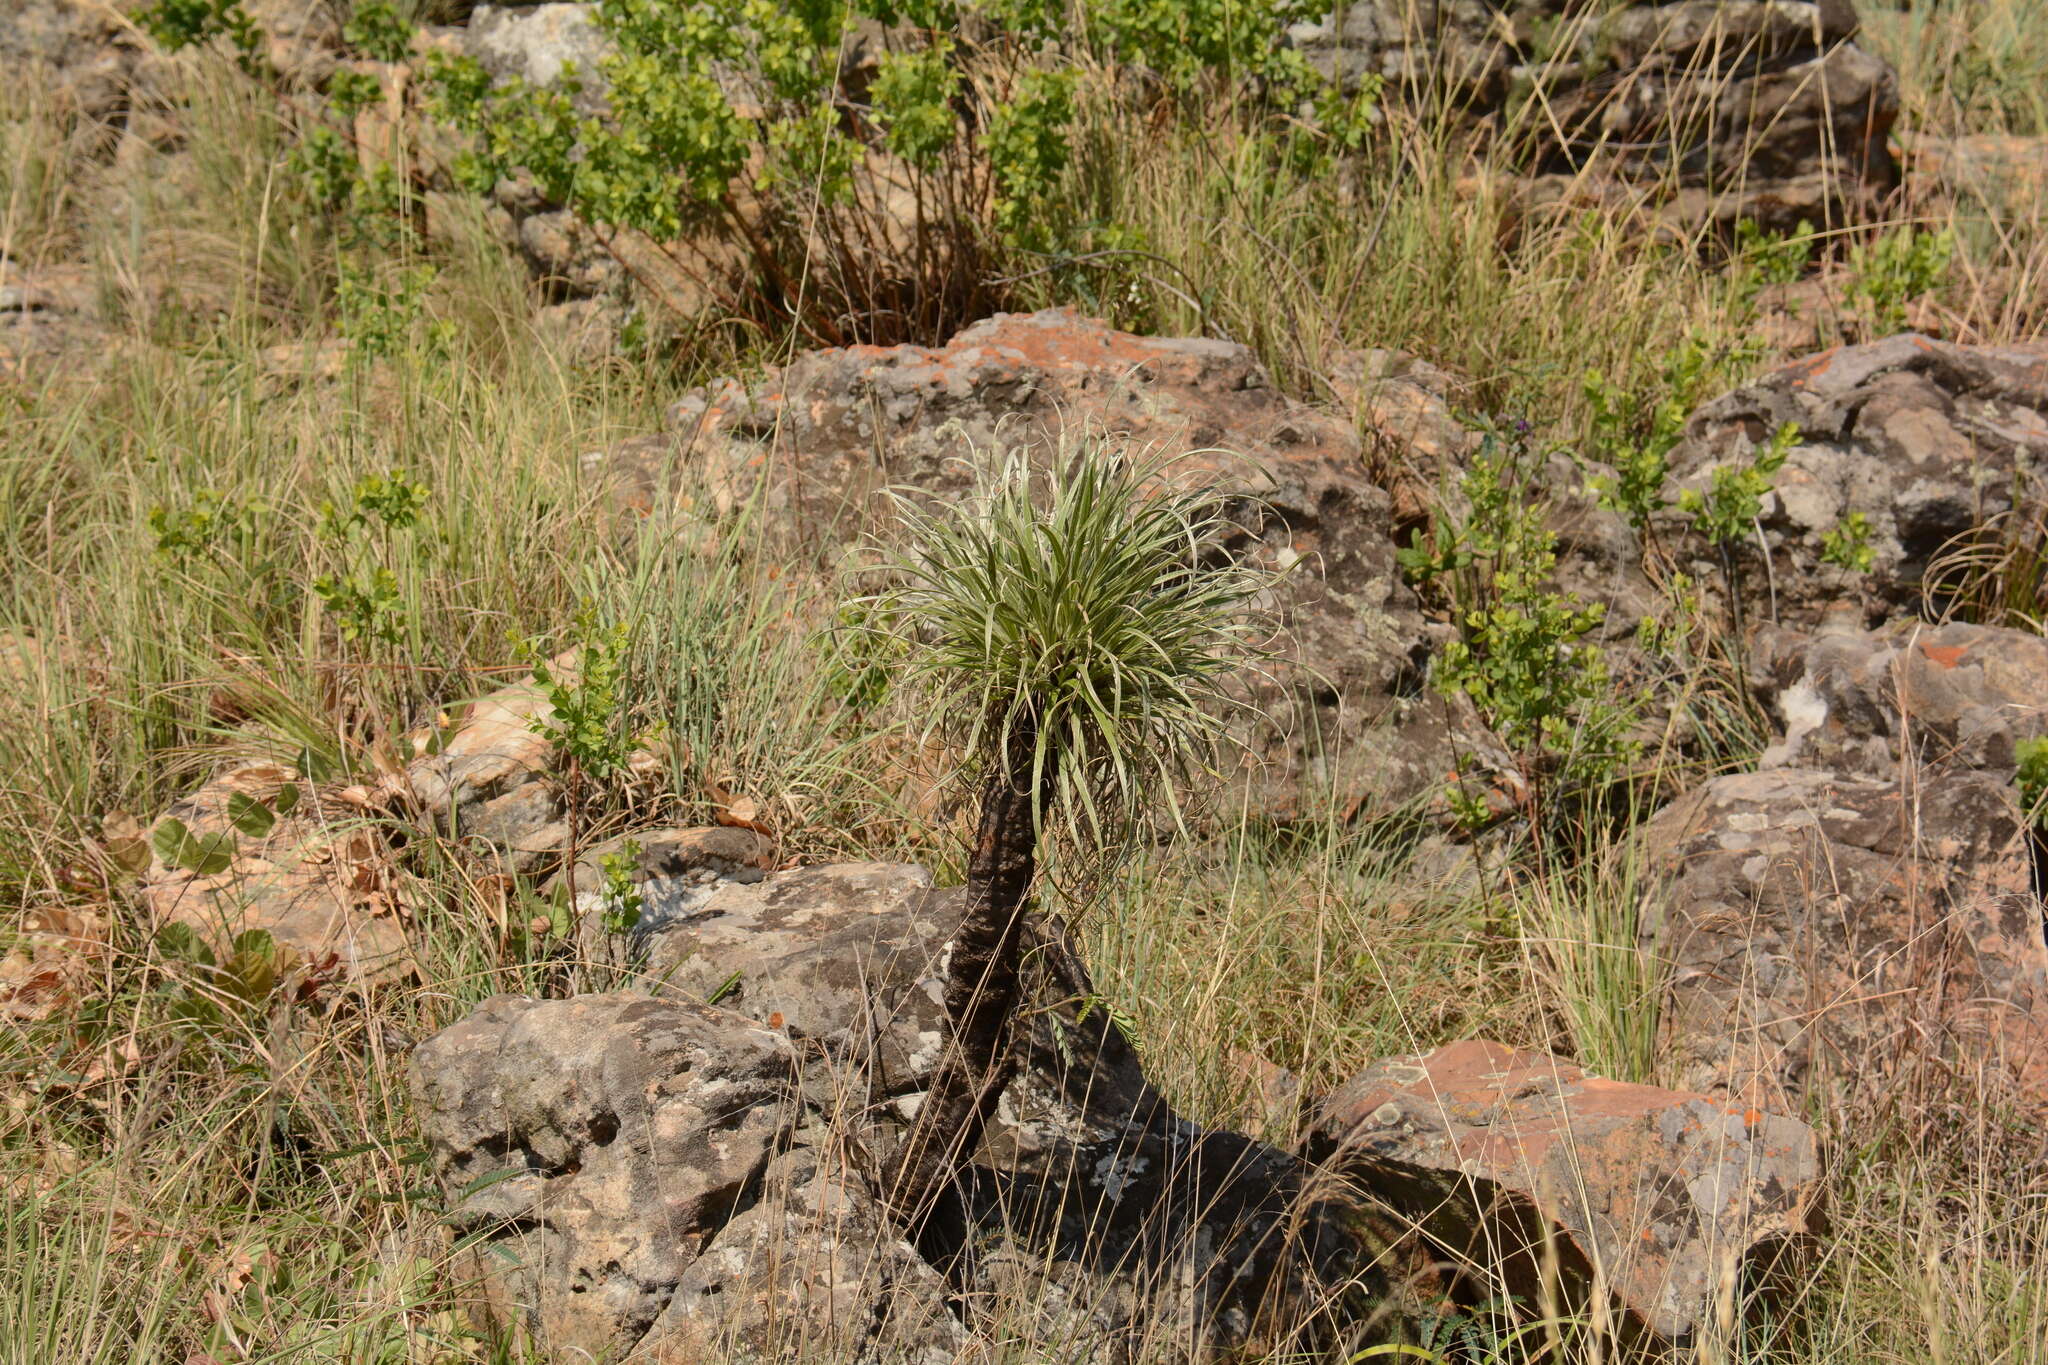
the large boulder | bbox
[601,308,1514,822]
[1664,334,2048,629]
[409,993,815,1361]
[1289,0,1897,233]
[1751,619,2048,779]
[1640,767,2048,1117]
[412,861,1410,1362]
[1307,1040,1823,1345]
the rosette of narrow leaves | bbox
[858,444,1277,1238]
[863,446,1276,875]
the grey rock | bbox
[464,3,609,98]
[410,992,802,1362]
[412,863,1415,1362]
[1639,767,2048,1116]
[637,1148,968,1365]
[604,308,1518,824]
[1286,0,1895,232]
[1664,334,2048,629]
[0,0,149,130]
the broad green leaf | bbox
[228,790,277,839]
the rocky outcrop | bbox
[1,0,151,131]
[1307,1040,1823,1344]
[1664,334,2048,629]
[602,309,1516,822]
[1289,0,1897,232]
[411,860,1406,1362]
[1640,767,2048,1116]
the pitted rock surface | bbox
[638,1147,967,1365]
[1665,334,2048,628]
[412,866,1410,1361]
[1288,0,1896,232]
[1752,620,2048,778]
[1640,767,2048,1115]
[1307,1040,1822,1343]
[410,993,804,1363]
[601,308,1514,821]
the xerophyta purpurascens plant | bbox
[853,444,1281,1243]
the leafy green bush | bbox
[1848,225,1955,335]
[2018,736,2048,828]
[1402,427,1634,820]
[425,0,1342,343]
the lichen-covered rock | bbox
[603,308,1515,822]
[1306,1040,1823,1345]
[1752,619,2048,778]
[410,992,803,1362]
[1640,767,2048,1115]
[638,1148,968,1365]
[460,3,609,95]
[1289,0,1896,232]
[1665,334,2048,628]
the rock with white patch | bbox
[1750,620,2048,779]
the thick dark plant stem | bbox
[883,715,1050,1241]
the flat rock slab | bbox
[141,762,413,982]
[1641,768,2048,1116]
[1308,1040,1822,1344]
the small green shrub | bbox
[1848,225,1956,335]
[1679,421,1796,548]
[312,469,431,647]
[1822,509,1878,572]
[2017,736,2048,827]
[1404,427,1635,817]
[424,0,1352,343]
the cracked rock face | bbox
[1639,768,2048,1116]
[1307,1040,1823,1344]
[600,308,1515,822]
[1288,0,1896,233]
[1664,334,2048,630]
